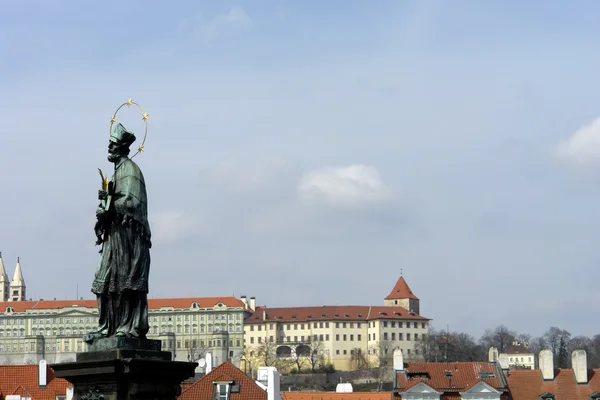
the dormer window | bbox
[213,381,235,400]
[590,393,600,400]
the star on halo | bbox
[142,112,149,121]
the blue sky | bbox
[1,1,600,339]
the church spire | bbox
[12,257,24,286]
[0,253,9,301]
[10,257,26,301]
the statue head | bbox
[108,123,136,163]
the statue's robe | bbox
[91,157,152,338]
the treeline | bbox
[416,325,600,368]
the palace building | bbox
[0,254,245,366]
[242,275,430,372]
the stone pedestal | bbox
[52,339,197,400]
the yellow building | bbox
[242,276,430,372]
[0,296,245,366]
[502,341,535,370]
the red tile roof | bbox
[0,365,71,400]
[179,362,266,400]
[505,345,532,355]
[396,362,506,393]
[385,277,419,301]
[283,392,392,400]
[507,368,600,400]
[0,297,244,313]
[245,305,428,324]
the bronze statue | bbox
[85,120,152,343]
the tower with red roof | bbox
[384,275,420,315]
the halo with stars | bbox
[109,98,149,159]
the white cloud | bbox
[200,7,253,39]
[149,211,195,245]
[556,117,600,165]
[297,165,391,207]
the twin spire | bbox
[0,253,26,302]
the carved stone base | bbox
[52,350,197,400]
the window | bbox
[250,326,254,331]
[414,322,418,328]
[350,334,354,341]
[383,321,388,328]
[294,324,298,330]
[250,337,254,344]
[215,383,230,400]
[421,322,426,328]
[392,332,396,340]
[357,323,361,328]
[343,350,347,355]
[391,321,395,328]
[258,337,262,344]
[314,323,318,328]
[350,323,354,328]
[301,324,305,329]
[399,333,403,340]
[357,334,361,341]
[326,322,329,328]
[343,334,347,341]
[414,333,418,340]
[326,334,329,340]
[270,323,273,329]
[336,334,339,341]
[319,322,323,328]
[399,322,403,328]
[336,349,340,355]
[407,333,411,341]
[258,325,262,331]
[384,332,388,340]
[343,323,347,328]
[335,323,339,328]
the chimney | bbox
[205,352,213,373]
[488,347,499,363]
[498,353,509,370]
[38,359,47,387]
[250,296,256,311]
[257,367,280,400]
[241,295,248,309]
[393,349,404,371]
[572,350,588,384]
[539,349,554,380]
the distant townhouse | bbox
[242,275,430,371]
[499,341,535,370]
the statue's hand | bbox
[96,207,106,220]
[98,190,108,201]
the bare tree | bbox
[543,327,571,363]
[370,340,394,391]
[187,339,207,362]
[349,347,370,370]
[479,325,517,353]
[291,344,308,372]
[307,339,325,373]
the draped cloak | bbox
[91,157,151,338]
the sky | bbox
[1,0,600,339]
